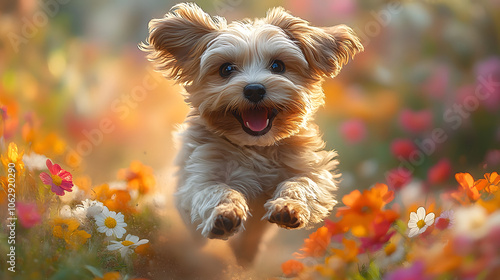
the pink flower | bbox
[484,149,500,167]
[385,261,430,280]
[475,56,500,111]
[435,210,454,230]
[399,109,432,134]
[386,168,412,190]
[16,202,41,228]
[390,139,417,160]
[423,65,450,100]
[39,159,74,196]
[340,119,367,144]
[427,159,452,184]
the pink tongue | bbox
[241,108,269,132]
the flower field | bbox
[1,0,500,279]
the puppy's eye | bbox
[270,60,285,74]
[219,63,236,78]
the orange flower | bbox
[336,183,395,237]
[135,242,152,256]
[477,191,500,213]
[73,176,92,194]
[21,112,41,144]
[294,226,331,258]
[475,172,500,194]
[94,272,121,280]
[0,176,8,204]
[451,173,480,204]
[52,218,91,249]
[117,161,156,195]
[91,184,133,214]
[281,259,304,277]
[32,132,66,156]
[330,238,359,263]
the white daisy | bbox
[107,234,149,258]
[408,206,435,237]
[94,206,127,238]
[73,199,104,222]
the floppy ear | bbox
[266,7,363,78]
[140,3,224,83]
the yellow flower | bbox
[52,218,91,249]
[1,142,24,174]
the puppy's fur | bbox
[142,3,362,265]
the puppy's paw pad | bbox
[268,205,303,229]
[208,212,242,239]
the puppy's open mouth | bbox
[232,108,278,136]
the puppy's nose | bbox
[243,84,266,103]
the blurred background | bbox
[1,0,499,278]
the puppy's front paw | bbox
[199,194,248,240]
[209,211,242,239]
[264,199,310,229]
[269,205,301,228]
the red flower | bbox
[399,109,432,134]
[435,210,454,230]
[39,159,73,196]
[340,119,367,144]
[359,220,395,253]
[386,168,412,190]
[427,159,452,184]
[390,139,417,160]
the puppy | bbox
[142,3,363,264]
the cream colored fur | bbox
[141,3,363,265]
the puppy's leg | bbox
[264,170,337,229]
[230,194,270,266]
[177,184,248,240]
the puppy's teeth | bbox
[245,122,250,128]
[266,119,269,127]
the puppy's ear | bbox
[266,8,363,78]
[140,3,224,83]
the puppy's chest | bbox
[221,145,289,192]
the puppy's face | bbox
[142,3,363,146]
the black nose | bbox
[243,84,266,103]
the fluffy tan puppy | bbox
[142,3,362,264]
